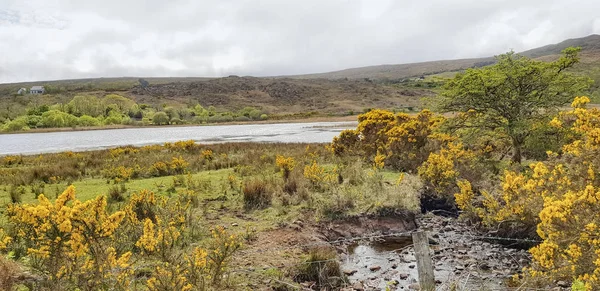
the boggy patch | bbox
[319,210,417,241]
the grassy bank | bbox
[0,141,419,290]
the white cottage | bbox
[29,86,45,94]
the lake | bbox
[0,122,357,155]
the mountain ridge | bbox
[285,34,600,80]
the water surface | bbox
[0,122,356,155]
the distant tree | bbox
[78,115,101,127]
[163,107,179,120]
[41,110,78,128]
[152,112,170,125]
[437,47,591,163]
[67,95,102,117]
[101,94,135,115]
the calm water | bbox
[0,122,356,155]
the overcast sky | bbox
[1,0,599,83]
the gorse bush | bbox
[454,97,600,289]
[331,109,445,172]
[5,186,134,290]
[275,155,296,180]
[0,183,241,290]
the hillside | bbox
[1,34,599,122]
[289,34,600,80]
[0,76,433,123]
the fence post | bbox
[412,231,435,291]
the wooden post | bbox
[412,231,435,291]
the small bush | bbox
[242,178,272,209]
[9,185,25,203]
[0,256,22,291]
[108,183,127,202]
[294,247,345,289]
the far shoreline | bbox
[0,115,358,135]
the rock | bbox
[408,283,420,290]
[231,223,238,227]
[557,281,570,288]
[343,269,358,276]
[352,282,364,291]
[369,265,381,272]
[479,262,491,270]
[391,264,398,269]
[408,264,415,269]
[399,273,409,280]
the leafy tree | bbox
[67,95,102,117]
[2,117,29,132]
[163,107,179,120]
[152,112,170,125]
[104,111,124,125]
[41,110,78,128]
[437,47,591,163]
[102,94,135,115]
[78,115,101,127]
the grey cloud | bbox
[1,0,600,83]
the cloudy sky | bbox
[1,0,599,83]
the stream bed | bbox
[340,215,532,291]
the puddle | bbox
[341,237,424,290]
[340,216,531,290]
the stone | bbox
[231,223,239,226]
[352,282,364,291]
[479,262,491,270]
[343,269,358,276]
[557,281,570,288]
[369,265,381,272]
[408,264,415,269]
[408,283,420,290]
[399,273,409,280]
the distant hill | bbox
[288,34,600,80]
[0,34,599,120]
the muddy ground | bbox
[235,213,563,291]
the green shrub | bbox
[78,115,101,127]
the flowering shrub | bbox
[331,109,445,171]
[418,142,478,198]
[201,149,214,161]
[455,97,600,289]
[5,186,133,289]
[150,161,170,176]
[171,140,197,152]
[103,165,137,183]
[2,155,21,166]
[170,156,189,174]
[275,155,296,180]
[303,161,337,188]
[109,146,139,158]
